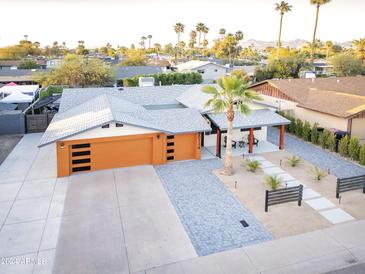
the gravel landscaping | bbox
[268,127,365,178]
[155,159,273,256]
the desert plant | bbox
[348,137,360,161]
[327,133,336,152]
[245,159,261,172]
[286,155,302,167]
[311,123,319,144]
[288,116,296,133]
[265,175,282,190]
[359,142,365,166]
[311,166,327,181]
[319,130,329,149]
[302,121,311,141]
[295,118,303,137]
[338,135,349,157]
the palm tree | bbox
[203,76,261,175]
[353,38,365,62]
[226,33,236,65]
[196,22,205,47]
[189,30,197,49]
[147,35,152,49]
[275,1,292,59]
[219,28,226,39]
[310,0,332,63]
[174,22,185,45]
[324,40,333,59]
[234,31,244,63]
[140,36,146,49]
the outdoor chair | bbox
[238,139,245,148]
[248,134,259,147]
[223,136,237,148]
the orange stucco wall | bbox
[56,132,201,177]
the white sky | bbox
[0,0,364,48]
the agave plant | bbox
[265,175,282,190]
[311,166,327,181]
[286,155,302,167]
[245,159,261,172]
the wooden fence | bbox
[26,113,55,133]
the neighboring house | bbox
[0,59,47,70]
[313,59,333,76]
[250,77,365,141]
[39,85,289,177]
[46,59,63,69]
[176,61,228,83]
[0,84,40,110]
[115,66,165,86]
[0,69,42,85]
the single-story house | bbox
[250,77,365,141]
[116,66,165,86]
[0,69,41,85]
[0,59,47,70]
[176,61,228,83]
[0,84,40,110]
[40,85,289,177]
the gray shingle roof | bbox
[207,109,290,130]
[115,66,163,79]
[39,93,210,147]
[0,102,17,111]
[59,85,206,112]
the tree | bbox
[76,40,88,55]
[319,129,329,149]
[196,22,206,47]
[147,35,152,49]
[327,133,336,152]
[203,76,261,175]
[231,69,248,81]
[121,48,147,66]
[302,121,311,141]
[275,1,292,59]
[295,118,303,137]
[234,31,244,62]
[211,34,237,64]
[330,54,364,76]
[174,23,185,45]
[35,54,115,87]
[310,0,331,63]
[18,60,40,69]
[352,38,365,63]
[324,40,333,59]
[202,26,209,47]
[219,28,226,40]
[189,31,197,49]
[140,36,147,49]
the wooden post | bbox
[347,118,353,138]
[201,132,204,147]
[265,190,269,212]
[216,128,221,158]
[249,128,254,154]
[279,125,285,150]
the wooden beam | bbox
[279,125,285,150]
[249,128,254,154]
[347,118,353,138]
[216,128,221,158]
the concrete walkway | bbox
[268,127,365,178]
[145,219,365,274]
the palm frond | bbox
[202,85,219,95]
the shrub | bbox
[327,133,336,152]
[39,86,64,99]
[288,116,296,133]
[265,175,282,190]
[319,130,329,149]
[338,135,349,157]
[310,166,327,181]
[286,155,302,167]
[359,142,365,166]
[348,137,360,161]
[302,121,311,141]
[245,159,261,172]
[311,123,319,144]
[295,119,303,137]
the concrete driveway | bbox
[0,134,196,274]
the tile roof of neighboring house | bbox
[39,93,211,147]
[207,109,290,130]
[115,66,164,79]
[250,77,365,118]
[59,85,204,112]
[0,84,39,95]
[176,60,227,71]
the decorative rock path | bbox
[248,155,355,225]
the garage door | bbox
[69,136,153,174]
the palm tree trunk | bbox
[311,4,320,64]
[276,14,284,60]
[224,108,234,175]
[198,32,201,48]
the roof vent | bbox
[118,87,124,91]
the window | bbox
[167,149,174,153]
[102,124,109,128]
[167,135,175,140]
[167,142,174,147]
[72,158,91,164]
[72,151,90,157]
[197,69,205,74]
[71,143,90,149]
[116,123,124,127]
[167,156,175,160]
[72,166,91,172]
